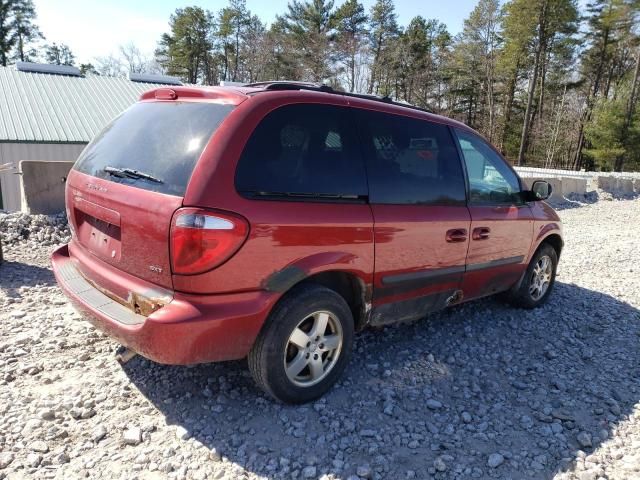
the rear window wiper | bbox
[103,166,164,184]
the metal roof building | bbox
[0,63,177,212]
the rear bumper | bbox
[51,244,277,364]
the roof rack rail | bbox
[245,81,432,114]
[244,80,320,89]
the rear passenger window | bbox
[356,110,466,205]
[235,104,367,200]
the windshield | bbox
[74,102,234,196]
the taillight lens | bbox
[170,208,249,275]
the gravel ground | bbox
[0,198,639,480]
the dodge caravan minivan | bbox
[52,82,563,403]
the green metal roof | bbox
[0,67,165,142]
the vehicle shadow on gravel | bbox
[122,281,640,479]
[0,261,57,297]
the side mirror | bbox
[529,180,552,201]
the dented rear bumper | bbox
[51,244,276,364]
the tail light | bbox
[170,208,249,275]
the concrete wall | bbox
[516,167,640,198]
[596,176,638,195]
[559,177,588,196]
[20,160,74,214]
[0,142,85,212]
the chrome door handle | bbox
[472,227,491,240]
[446,229,468,243]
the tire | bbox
[506,243,558,309]
[248,283,354,404]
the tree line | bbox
[0,0,639,171]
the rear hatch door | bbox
[67,100,234,289]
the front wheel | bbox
[248,284,354,403]
[506,244,558,309]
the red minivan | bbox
[51,82,563,403]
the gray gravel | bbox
[1,198,639,480]
[0,212,70,248]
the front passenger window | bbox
[455,129,522,205]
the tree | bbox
[514,0,578,165]
[10,0,42,62]
[119,42,148,74]
[584,80,640,170]
[449,27,485,127]
[216,6,235,81]
[79,63,98,76]
[0,0,43,66]
[282,0,337,82]
[228,0,250,81]
[261,17,299,81]
[239,14,268,82]
[0,0,16,66]
[453,0,502,140]
[367,0,398,94]
[397,17,430,103]
[333,0,367,92]
[155,7,215,84]
[215,0,252,82]
[392,17,449,109]
[497,1,533,154]
[575,0,640,170]
[619,49,640,170]
[44,43,75,66]
[94,54,125,77]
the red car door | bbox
[453,128,534,300]
[354,108,471,325]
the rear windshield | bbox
[74,102,234,196]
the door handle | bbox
[446,228,468,243]
[472,227,491,240]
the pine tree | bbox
[240,15,268,83]
[79,63,98,76]
[575,0,640,170]
[155,7,215,84]
[497,1,535,154]
[584,79,640,170]
[394,18,449,108]
[333,0,367,92]
[452,0,502,140]
[216,0,251,82]
[261,18,300,81]
[0,0,16,66]
[497,0,579,164]
[216,7,235,81]
[282,0,337,82]
[367,0,398,94]
[44,43,75,66]
[11,0,42,62]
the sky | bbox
[33,0,481,65]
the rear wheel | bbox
[248,284,354,403]
[505,243,558,309]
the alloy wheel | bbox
[529,255,552,301]
[283,311,343,387]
